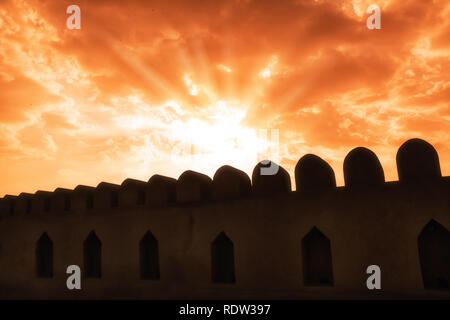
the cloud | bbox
[0,0,449,195]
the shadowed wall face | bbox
[139,231,160,280]
[9,201,15,216]
[44,197,51,212]
[110,191,119,208]
[64,196,71,211]
[137,189,146,206]
[86,193,94,210]
[211,232,235,284]
[36,232,53,278]
[302,227,333,286]
[26,199,31,214]
[84,231,101,278]
[418,220,450,291]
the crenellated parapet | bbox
[120,179,147,207]
[295,154,336,193]
[0,138,447,218]
[72,185,96,211]
[343,147,385,188]
[94,182,120,210]
[146,174,177,207]
[13,193,33,215]
[176,170,213,203]
[52,188,72,213]
[252,160,291,196]
[397,138,442,182]
[212,165,251,201]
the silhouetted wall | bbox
[0,138,449,299]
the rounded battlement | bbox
[121,179,147,188]
[212,165,251,201]
[252,161,291,196]
[396,138,441,182]
[7,193,33,216]
[96,182,120,190]
[32,191,53,214]
[147,175,177,207]
[73,185,96,211]
[0,137,445,220]
[1,195,18,217]
[94,182,120,209]
[52,188,72,213]
[120,179,148,207]
[295,154,336,193]
[344,147,385,188]
[74,185,95,192]
[177,170,212,203]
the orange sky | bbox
[0,0,449,196]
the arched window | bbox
[110,191,119,208]
[418,220,450,290]
[211,232,235,283]
[36,232,53,278]
[84,231,101,278]
[139,231,160,280]
[302,227,333,286]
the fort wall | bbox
[0,138,449,299]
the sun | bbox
[165,99,272,177]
